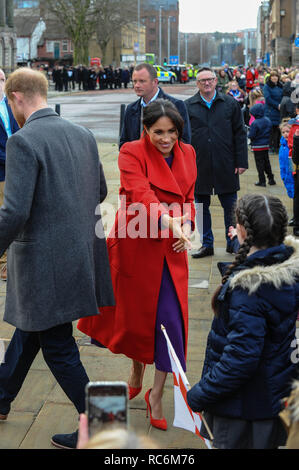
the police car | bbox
[154,65,176,84]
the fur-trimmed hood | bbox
[229,236,299,295]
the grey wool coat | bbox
[0,108,115,331]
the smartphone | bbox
[85,381,128,438]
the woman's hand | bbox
[162,213,192,252]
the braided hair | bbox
[211,194,288,314]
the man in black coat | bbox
[292,131,299,237]
[119,63,191,148]
[185,67,248,258]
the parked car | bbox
[154,65,176,84]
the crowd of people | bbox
[0,61,298,452]
[50,64,133,92]
[213,64,299,239]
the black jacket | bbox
[119,88,191,148]
[280,81,297,120]
[293,134,299,166]
[185,91,248,195]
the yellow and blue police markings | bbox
[154,65,176,83]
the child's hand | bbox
[228,226,237,240]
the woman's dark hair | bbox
[142,99,184,142]
[211,194,288,315]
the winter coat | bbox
[263,80,283,126]
[0,109,114,332]
[293,134,299,171]
[217,74,229,94]
[287,117,299,163]
[279,136,294,198]
[185,91,248,195]
[280,82,297,120]
[248,103,272,150]
[236,75,246,91]
[78,135,197,364]
[187,237,299,421]
[249,99,265,126]
[246,68,258,91]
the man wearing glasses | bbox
[185,67,248,258]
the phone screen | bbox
[86,382,128,437]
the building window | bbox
[0,38,4,67]
[14,1,39,7]
[62,40,68,53]
[46,41,54,53]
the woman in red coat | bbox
[78,99,197,430]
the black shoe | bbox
[51,430,78,449]
[268,179,276,185]
[254,181,266,187]
[226,245,234,254]
[191,246,214,259]
[288,218,294,227]
[294,229,299,238]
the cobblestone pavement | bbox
[0,130,296,449]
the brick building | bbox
[257,0,299,67]
[0,0,17,73]
[14,7,73,66]
[141,0,179,64]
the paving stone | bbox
[0,412,35,449]
[0,143,296,449]
[19,402,78,449]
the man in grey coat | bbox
[0,68,114,448]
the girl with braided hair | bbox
[187,194,299,449]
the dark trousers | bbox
[253,150,274,184]
[0,323,89,415]
[294,173,299,231]
[195,192,237,248]
[270,125,281,153]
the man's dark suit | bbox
[119,87,191,148]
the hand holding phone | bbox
[86,381,128,438]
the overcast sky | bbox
[179,0,263,33]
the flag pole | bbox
[161,324,214,441]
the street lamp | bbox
[185,33,188,64]
[159,6,162,65]
[137,0,140,56]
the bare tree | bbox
[94,0,138,66]
[44,0,98,65]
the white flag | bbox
[162,325,213,449]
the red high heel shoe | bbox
[129,385,142,400]
[128,364,146,400]
[144,389,167,431]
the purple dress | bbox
[154,154,186,373]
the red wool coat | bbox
[77,135,197,364]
